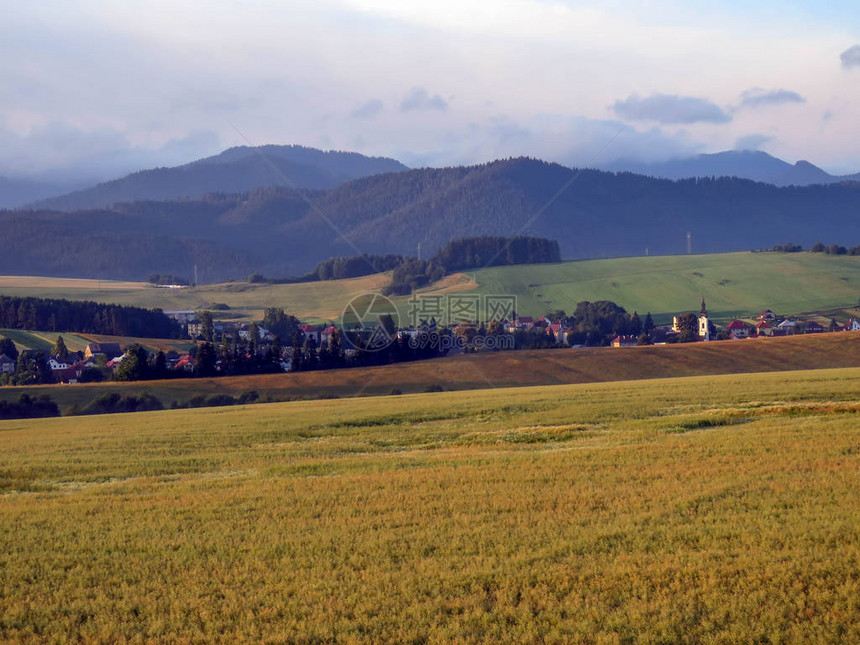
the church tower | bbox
[698,298,710,341]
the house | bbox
[725,320,752,339]
[53,359,98,384]
[186,320,202,338]
[84,343,123,360]
[846,319,860,332]
[546,323,563,342]
[756,321,774,337]
[48,358,69,371]
[0,354,15,374]
[803,320,825,334]
[611,335,638,347]
[299,324,321,344]
[758,309,776,321]
[515,316,534,330]
[174,355,196,372]
[163,310,196,323]
[776,319,797,335]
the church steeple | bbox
[700,298,707,315]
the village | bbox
[2,299,858,385]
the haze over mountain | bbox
[24,146,409,212]
[2,157,859,282]
[603,150,860,187]
[0,175,89,210]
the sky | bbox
[3,0,860,183]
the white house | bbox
[0,354,15,374]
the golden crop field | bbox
[2,368,860,643]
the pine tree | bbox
[0,337,18,361]
[630,312,642,336]
[52,336,70,361]
[643,312,655,333]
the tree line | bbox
[766,242,860,254]
[0,296,181,338]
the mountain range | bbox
[3,145,408,211]
[2,156,859,282]
[602,150,860,187]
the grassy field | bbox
[2,331,859,414]
[1,368,859,642]
[3,252,859,324]
[0,328,194,355]
[0,273,391,324]
[453,252,860,322]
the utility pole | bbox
[686,232,692,255]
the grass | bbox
[0,273,391,324]
[1,368,860,642]
[2,330,859,413]
[2,252,859,324]
[0,328,194,355]
[448,251,860,322]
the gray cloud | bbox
[171,89,258,115]
[400,87,448,112]
[734,134,773,150]
[738,88,805,109]
[612,94,731,124]
[0,122,221,183]
[395,114,700,169]
[841,44,860,68]
[350,99,384,119]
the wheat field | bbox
[1,368,860,642]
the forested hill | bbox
[27,145,408,211]
[2,157,860,281]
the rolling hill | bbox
[449,251,860,321]
[1,252,857,324]
[3,157,860,281]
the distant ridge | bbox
[2,157,859,281]
[603,149,860,187]
[26,145,409,211]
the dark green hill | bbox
[27,145,408,211]
[3,157,859,281]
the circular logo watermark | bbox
[341,293,400,352]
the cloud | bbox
[350,99,384,119]
[734,134,773,150]
[400,87,448,112]
[393,114,701,169]
[841,44,860,68]
[612,94,731,124]
[737,88,804,109]
[0,121,221,183]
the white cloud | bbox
[737,88,805,109]
[612,94,731,124]
[350,99,384,119]
[734,134,773,150]
[840,44,860,68]
[400,88,448,113]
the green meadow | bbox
[2,368,860,642]
[2,252,859,323]
[459,251,860,322]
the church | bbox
[698,299,710,341]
